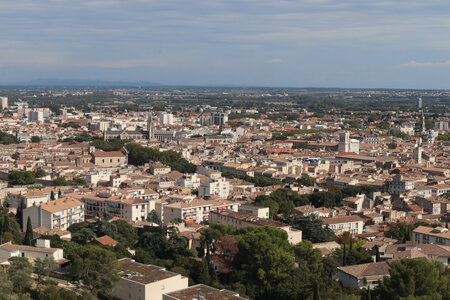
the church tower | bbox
[147,111,155,140]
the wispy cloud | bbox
[402,60,450,67]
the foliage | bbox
[90,139,127,152]
[31,136,41,143]
[52,177,68,186]
[436,133,450,141]
[222,171,282,187]
[7,257,33,293]
[68,245,120,297]
[8,171,36,185]
[147,209,161,224]
[0,131,18,145]
[377,258,449,299]
[333,244,373,266]
[126,143,196,173]
[287,215,335,243]
[38,286,82,300]
[35,257,58,284]
[297,174,316,186]
[387,142,397,149]
[34,169,47,178]
[23,217,33,246]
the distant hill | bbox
[2,78,162,87]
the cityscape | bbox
[1,1,450,300]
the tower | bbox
[338,132,350,152]
[421,110,426,134]
[147,111,155,140]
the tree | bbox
[147,209,161,224]
[35,257,58,285]
[7,257,33,293]
[17,198,25,228]
[377,258,449,299]
[39,286,81,300]
[289,216,335,243]
[53,177,68,186]
[50,191,55,200]
[297,174,316,187]
[23,216,33,246]
[68,245,120,297]
[0,271,14,300]
[31,136,41,143]
[387,142,397,149]
[8,170,36,185]
[34,169,46,178]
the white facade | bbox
[28,110,44,123]
[159,112,175,125]
[198,177,230,199]
[0,97,8,109]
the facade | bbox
[238,205,270,219]
[338,262,391,289]
[113,258,188,300]
[0,239,64,263]
[388,174,414,195]
[91,151,128,167]
[198,177,230,199]
[162,198,239,225]
[413,226,450,246]
[22,198,85,231]
[322,215,364,235]
[210,210,302,244]
[0,96,8,109]
[28,110,44,123]
[149,162,171,175]
[175,174,201,189]
[159,112,174,125]
[82,193,155,222]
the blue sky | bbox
[1,0,450,88]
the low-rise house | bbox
[322,215,364,235]
[93,235,119,247]
[238,205,270,219]
[384,242,450,266]
[91,151,127,167]
[413,226,450,246]
[209,210,302,244]
[337,261,391,289]
[163,284,248,300]
[149,162,171,175]
[0,239,64,263]
[113,258,188,300]
[23,197,85,231]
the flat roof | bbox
[164,284,248,300]
[117,258,181,285]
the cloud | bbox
[402,60,450,67]
[267,58,283,64]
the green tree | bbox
[23,216,33,246]
[68,245,120,297]
[16,199,25,228]
[34,169,46,178]
[0,271,14,300]
[50,191,55,200]
[7,257,33,293]
[31,136,41,143]
[39,285,81,300]
[387,142,397,149]
[377,258,449,299]
[147,209,161,224]
[8,171,36,185]
[297,174,316,186]
[52,177,68,186]
[35,257,58,285]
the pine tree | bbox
[58,190,62,197]
[50,191,55,200]
[17,199,25,227]
[343,243,347,266]
[406,226,412,241]
[376,246,381,262]
[3,215,10,234]
[367,286,371,300]
[24,216,33,246]
[313,280,321,300]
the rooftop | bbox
[164,284,248,300]
[117,258,182,285]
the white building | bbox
[113,258,188,300]
[434,121,449,131]
[322,215,364,235]
[0,239,64,263]
[338,132,360,154]
[388,174,414,195]
[175,174,201,189]
[0,97,8,109]
[159,112,175,125]
[198,177,230,199]
[28,110,44,123]
[22,197,85,231]
[413,226,450,246]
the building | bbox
[338,132,360,154]
[149,162,171,175]
[435,120,449,131]
[209,210,302,244]
[0,96,8,109]
[198,177,230,199]
[0,239,64,263]
[338,262,391,289]
[175,174,201,189]
[82,192,155,222]
[162,198,239,225]
[159,112,174,125]
[113,258,188,300]
[322,215,364,235]
[413,226,450,246]
[387,174,414,195]
[91,151,128,167]
[163,284,248,300]
[238,205,270,219]
[22,197,85,231]
[28,110,44,123]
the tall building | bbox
[147,111,155,140]
[28,110,44,123]
[0,97,8,109]
[159,112,174,125]
[418,97,423,109]
[338,132,350,152]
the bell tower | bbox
[147,111,155,140]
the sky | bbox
[1,0,450,89]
